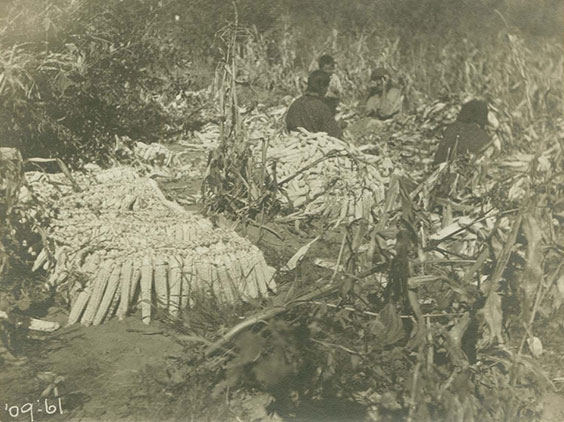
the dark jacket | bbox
[285,92,342,138]
[433,100,490,165]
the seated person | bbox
[365,67,403,120]
[234,70,256,110]
[433,99,491,165]
[317,54,342,115]
[285,70,342,139]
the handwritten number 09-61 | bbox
[4,398,63,421]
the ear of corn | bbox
[93,263,121,325]
[168,255,182,317]
[213,263,229,303]
[222,253,242,302]
[67,289,91,326]
[129,256,142,303]
[181,224,190,243]
[141,254,153,325]
[117,258,133,321]
[242,253,258,298]
[238,253,254,298]
[180,256,192,309]
[236,253,255,299]
[105,287,121,323]
[254,254,271,294]
[216,259,234,303]
[81,260,114,326]
[196,260,211,298]
[175,224,184,242]
[189,259,202,301]
[153,255,168,310]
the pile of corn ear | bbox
[263,130,394,223]
[27,167,276,326]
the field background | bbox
[1,0,563,162]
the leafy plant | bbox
[0,0,199,167]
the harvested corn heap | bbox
[27,167,276,326]
[264,130,391,222]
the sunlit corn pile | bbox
[27,167,276,326]
[264,130,392,222]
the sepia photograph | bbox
[1,0,563,421]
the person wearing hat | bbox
[285,70,342,139]
[365,67,403,120]
[433,99,491,165]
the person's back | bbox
[433,100,490,165]
[285,70,342,139]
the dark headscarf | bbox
[306,70,331,95]
[318,54,335,68]
[457,100,488,128]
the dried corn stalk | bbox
[28,167,276,326]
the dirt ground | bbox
[2,317,187,421]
